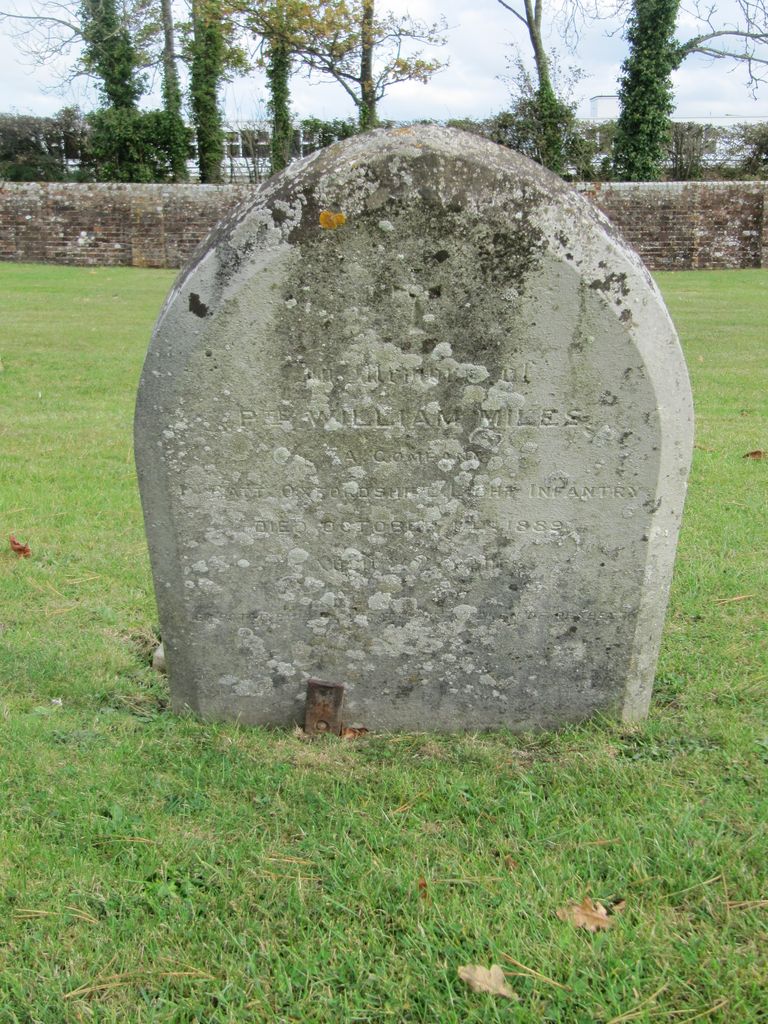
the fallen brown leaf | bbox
[457,964,517,999]
[742,450,766,460]
[9,534,31,558]
[556,896,621,932]
[417,876,428,901]
[341,726,369,740]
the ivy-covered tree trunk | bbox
[358,0,377,130]
[534,78,568,175]
[189,0,225,183]
[81,0,145,180]
[160,0,188,181]
[80,0,142,109]
[267,40,292,174]
[613,0,682,181]
[519,0,568,174]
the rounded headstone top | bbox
[170,125,651,322]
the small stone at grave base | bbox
[152,642,166,674]
[135,126,693,732]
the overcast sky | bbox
[1,0,766,123]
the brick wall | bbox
[577,181,767,271]
[1,179,766,271]
[0,182,251,269]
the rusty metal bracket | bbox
[304,678,345,737]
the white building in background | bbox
[581,95,768,177]
[587,94,767,126]
[190,122,339,183]
[201,101,768,182]
[189,122,273,183]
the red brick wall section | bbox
[0,180,766,270]
[577,181,767,270]
[0,182,252,269]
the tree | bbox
[290,0,447,130]
[0,107,89,181]
[80,0,144,108]
[613,0,680,180]
[187,0,227,182]
[242,0,443,171]
[0,0,159,88]
[613,0,768,180]
[495,0,768,98]
[79,0,158,180]
[495,0,768,177]
[718,122,768,177]
[159,0,189,180]
[0,0,188,180]
[495,0,601,174]
[496,59,596,177]
[243,1,306,173]
[85,106,189,180]
[300,115,358,153]
[672,0,768,92]
[358,0,375,128]
[68,0,190,182]
[667,121,716,179]
[266,38,293,171]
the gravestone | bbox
[135,126,693,731]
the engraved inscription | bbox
[288,360,535,385]
[236,355,599,433]
[242,405,590,430]
[530,483,639,499]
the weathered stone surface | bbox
[152,642,166,674]
[135,126,693,731]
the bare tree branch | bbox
[277,2,446,123]
[0,9,80,34]
[682,28,768,51]
[497,0,768,95]
[0,0,161,80]
[496,0,530,29]
[693,43,768,59]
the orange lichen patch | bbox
[394,127,415,135]
[319,210,347,230]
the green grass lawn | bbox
[0,264,766,1023]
